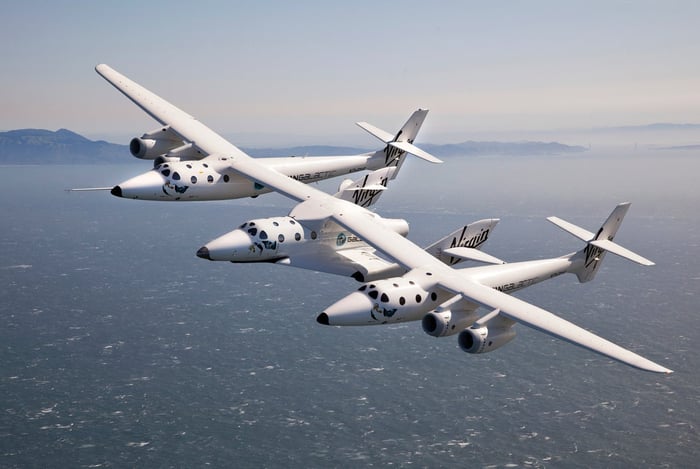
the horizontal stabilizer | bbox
[589,239,655,266]
[356,121,394,143]
[389,141,442,164]
[343,184,387,192]
[443,247,505,265]
[547,216,595,242]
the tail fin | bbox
[334,166,396,208]
[548,202,654,283]
[359,109,442,175]
[424,219,501,266]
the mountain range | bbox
[0,128,587,164]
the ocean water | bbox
[1,149,698,467]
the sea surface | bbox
[1,149,698,467]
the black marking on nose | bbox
[316,313,330,325]
[196,246,211,260]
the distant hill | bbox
[656,144,700,151]
[0,128,129,164]
[0,128,587,164]
[593,123,700,133]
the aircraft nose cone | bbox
[116,170,167,199]
[320,291,375,326]
[196,246,211,260]
[316,313,330,325]
[199,229,253,261]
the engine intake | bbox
[458,326,516,354]
[130,126,184,159]
[422,309,478,337]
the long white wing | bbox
[439,278,672,373]
[95,64,244,158]
[97,63,670,373]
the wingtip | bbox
[640,362,673,374]
[95,63,111,76]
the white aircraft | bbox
[93,65,440,201]
[95,63,672,373]
[198,165,500,282]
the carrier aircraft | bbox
[87,65,440,201]
[95,63,672,373]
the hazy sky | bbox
[2,1,700,145]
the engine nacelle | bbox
[130,137,184,159]
[130,126,184,159]
[422,309,479,337]
[153,155,181,167]
[458,326,516,354]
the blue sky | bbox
[2,1,700,145]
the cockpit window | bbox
[161,169,171,177]
[172,172,181,180]
[380,293,389,303]
[240,223,248,229]
[368,290,379,299]
[259,231,268,240]
[248,228,257,236]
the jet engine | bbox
[458,326,516,354]
[153,155,181,167]
[129,126,184,159]
[422,309,479,337]
[130,136,182,159]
